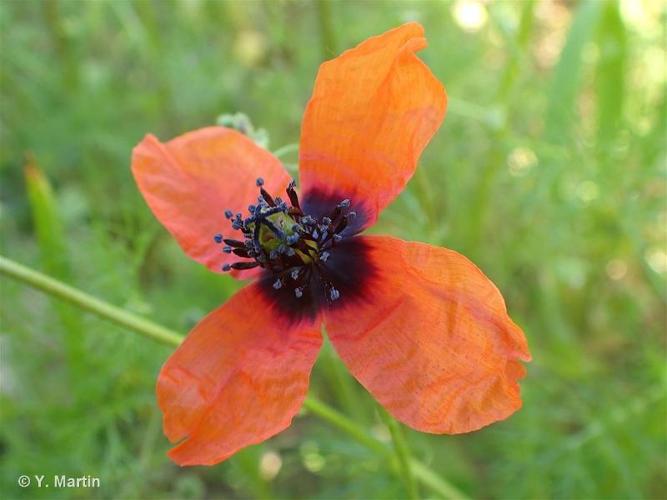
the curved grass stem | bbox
[0,255,469,500]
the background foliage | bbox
[1,0,665,498]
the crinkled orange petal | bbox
[325,236,530,434]
[157,284,322,465]
[132,126,291,279]
[299,22,446,231]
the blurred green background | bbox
[1,0,665,498]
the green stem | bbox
[303,396,386,455]
[411,461,469,500]
[0,255,469,500]
[305,398,470,500]
[0,256,183,347]
[379,407,420,499]
[315,0,337,58]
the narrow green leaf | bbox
[545,0,603,144]
[24,155,85,376]
[24,155,70,280]
[595,0,627,146]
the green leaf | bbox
[545,0,603,144]
[595,0,627,146]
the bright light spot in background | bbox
[645,248,667,274]
[533,1,571,69]
[371,423,391,443]
[620,0,645,24]
[234,30,267,67]
[619,0,663,33]
[606,259,628,281]
[259,451,282,481]
[300,441,326,473]
[452,0,488,33]
[576,181,599,203]
[508,147,538,177]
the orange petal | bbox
[299,22,446,231]
[324,236,530,434]
[158,284,322,465]
[132,127,292,278]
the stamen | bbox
[230,261,259,270]
[287,181,300,209]
[260,188,276,207]
[223,239,245,248]
[216,180,357,305]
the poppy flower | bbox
[131,22,530,466]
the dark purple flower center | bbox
[213,178,360,305]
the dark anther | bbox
[287,181,301,209]
[256,177,264,187]
[334,217,348,234]
[260,190,275,207]
[230,261,259,270]
[232,248,251,257]
[214,233,223,244]
[223,239,245,248]
[223,246,232,254]
[224,210,233,219]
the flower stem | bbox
[0,255,469,500]
[378,406,420,499]
[0,256,183,347]
[302,396,386,455]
